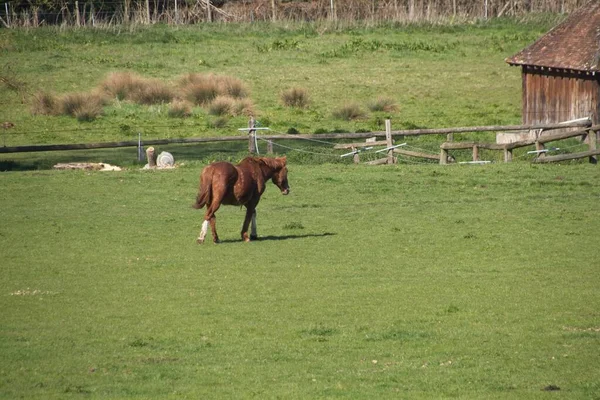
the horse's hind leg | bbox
[197,219,210,244]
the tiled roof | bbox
[506,0,600,72]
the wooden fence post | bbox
[535,140,545,159]
[472,145,479,162]
[248,116,256,154]
[385,119,394,164]
[589,127,598,164]
[267,140,273,154]
[504,147,513,162]
[440,148,448,165]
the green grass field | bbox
[1,17,562,149]
[1,161,599,398]
[1,16,599,399]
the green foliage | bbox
[0,163,599,398]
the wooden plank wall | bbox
[522,67,600,125]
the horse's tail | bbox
[192,167,213,210]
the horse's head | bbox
[271,157,290,195]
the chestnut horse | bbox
[193,156,290,244]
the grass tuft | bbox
[208,95,234,116]
[168,100,193,118]
[31,91,60,116]
[367,96,398,112]
[59,92,105,121]
[281,87,310,108]
[332,103,367,121]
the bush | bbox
[332,103,367,121]
[130,79,174,105]
[281,87,310,108]
[208,95,234,116]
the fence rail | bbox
[0,121,592,154]
[1,120,597,164]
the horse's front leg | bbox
[241,207,255,242]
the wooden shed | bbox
[506,0,600,125]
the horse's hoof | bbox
[197,238,204,244]
[213,239,220,244]
[250,235,258,241]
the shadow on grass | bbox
[216,232,336,244]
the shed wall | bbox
[522,66,600,124]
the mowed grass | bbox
[1,161,599,398]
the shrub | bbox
[59,92,105,121]
[99,72,173,105]
[99,71,144,101]
[31,91,60,116]
[216,75,248,99]
[332,103,367,121]
[178,73,248,105]
[182,80,219,106]
[281,87,310,108]
[367,96,398,112]
[130,79,174,105]
[168,100,193,118]
[208,95,235,116]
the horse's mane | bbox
[242,156,286,170]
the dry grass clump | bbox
[130,79,174,105]
[367,96,398,112]
[100,71,145,100]
[215,75,248,99]
[281,87,310,108]
[31,91,60,116]
[178,73,248,106]
[208,96,255,117]
[208,95,235,116]
[32,91,104,121]
[59,92,105,121]
[231,98,255,116]
[332,103,367,121]
[100,72,173,105]
[168,100,193,118]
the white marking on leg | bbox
[251,212,257,238]
[199,220,209,242]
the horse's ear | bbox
[278,156,287,166]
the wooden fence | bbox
[1,119,597,164]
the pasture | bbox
[1,17,560,147]
[1,160,599,398]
